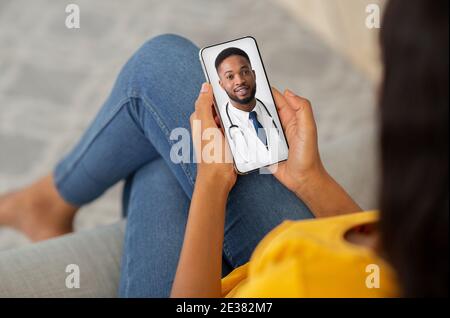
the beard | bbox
[227,84,257,106]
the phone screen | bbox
[199,36,289,174]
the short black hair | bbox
[214,47,251,72]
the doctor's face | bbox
[218,55,257,107]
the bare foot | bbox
[0,175,78,242]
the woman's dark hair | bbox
[379,0,449,297]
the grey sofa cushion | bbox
[0,221,125,298]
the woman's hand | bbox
[190,83,237,193]
[270,88,326,196]
[271,88,361,217]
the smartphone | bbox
[199,36,289,175]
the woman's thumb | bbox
[195,83,214,116]
[284,90,316,131]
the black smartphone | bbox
[199,36,289,175]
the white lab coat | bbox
[224,99,288,172]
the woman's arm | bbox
[293,165,361,217]
[170,83,236,298]
[170,176,230,298]
[271,88,361,217]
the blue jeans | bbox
[53,34,314,297]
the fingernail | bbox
[285,89,296,97]
[200,83,209,93]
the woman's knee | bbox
[138,34,198,59]
[123,34,203,98]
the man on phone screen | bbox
[215,47,282,168]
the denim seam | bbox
[222,232,236,268]
[125,236,131,296]
[122,228,132,297]
[55,97,131,188]
[137,94,195,187]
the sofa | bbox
[0,222,125,297]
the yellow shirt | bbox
[221,211,399,298]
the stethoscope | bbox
[225,98,279,148]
